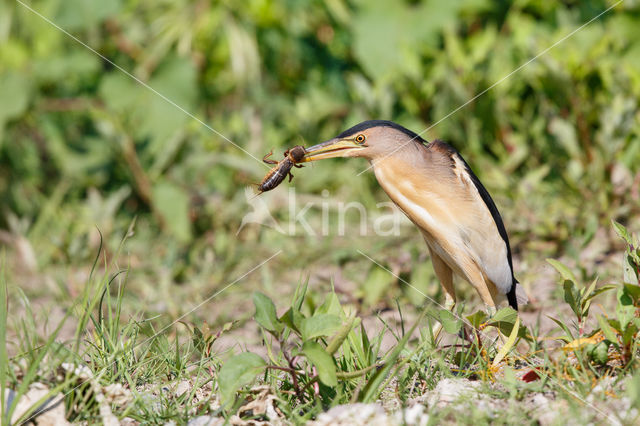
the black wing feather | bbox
[430,140,519,309]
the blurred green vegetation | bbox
[2,0,640,423]
[0,0,639,314]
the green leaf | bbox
[466,310,488,328]
[582,285,616,319]
[99,72,140,114]
[547,259,577,283]
[618,285,635,307]
[492,314,520,366]
[548,117,580,157]
[584,278,599,298]
[317,292,343,317]
[623,254,640,286]
[616,303,635,333]
[613,221,633,246]
[362,267,393,307]
[583,285,616,303]
[152,180,192,243]
[1,254,8,422]
[302,341,337,386]
[487,307,520,336]
[597,315,619,345]
[292,280,309,312]
[253,292,283,334]
[588,341,610,366]
[407,261,434,303]
[0,71,31,137]
[622,323,638,346]
[352,0,464,80]
[140,58,197,154]
[300,314,342,341]
[438,309,462,335]
[626,372,640,410]
[56,0,122,31]
[218,352,266,404]
[360,322,373,364]
[547,315,574,342]
[488,307,517,325]
[622,284,640,305]
[279,307,304,334]
[563,280,581,319]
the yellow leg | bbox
[428,247,456,343]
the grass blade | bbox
[359,309,426,403]
[493,314,520,366]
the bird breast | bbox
[373,158,513,294]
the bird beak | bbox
[300,138,366,163]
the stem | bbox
[335,363,384,379]
[265,365,298,374]
[280,340,303,401]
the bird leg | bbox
[427,248,457,343]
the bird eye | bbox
[355,134,366,144]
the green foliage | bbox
[486,307,528,338]
[551,222,639,367]
[0,254,8,424]
[613,221,640,285]
[1,0,639,258]
[438,309,462,334]
[596,283,640,364]
[217,285,429,410]
[0,235,231,424]
[300,314,342,341]
[3,1,640,423]
[220,287,353,405]
[548,259,615,325]
[218,352,267,404]
[253,292,284,334]
[302,341,337,386]
[4,221,640,423]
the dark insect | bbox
[258,145,306,193]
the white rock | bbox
[61,362,93,380]
[394,404,429,426]
[104,383,133,406]
[174,380,192,398]
[311,403,393,426]
[426,378,481,407]
[187,416,226,426]
[2,383,70,425]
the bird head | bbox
[301,120,425,163]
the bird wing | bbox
[428,141,514,294]
[375,141,515,295]
[446,147,514,294]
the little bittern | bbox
[301,120,528,315]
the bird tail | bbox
[506,280,529,311]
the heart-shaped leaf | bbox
[303,341,337,386]
[300,314,342,341]
[218,352,266,404]
[253,292,283,334]
[438,309,462,335]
